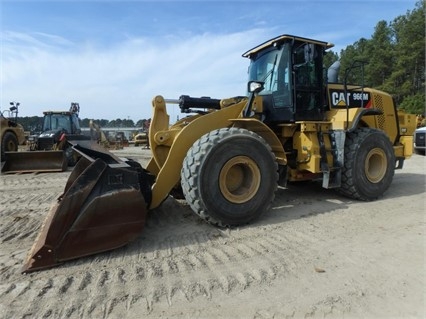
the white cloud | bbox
[1,29,271,121]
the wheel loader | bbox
[1,102,26,162]
[22,34,416,273]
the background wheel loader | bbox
[22,34,416,273]
[0,102,26,161]
[2,102,91,174]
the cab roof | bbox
[43,111,73,115]
[242,34,334,58]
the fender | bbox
[231,118,287,166]
[347,108,383,132]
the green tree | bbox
[339,38,370,85]
[387,1,425,112]
[366,20,393,88]
[135,119,151,130]
[337,1,424,113]
[16,116,43,133]
[98,119,109,127]
[399,93,425,114]
[122,119,135,127]
[323,50,339,70]
[80,118,91,127]
[107,119,123,128]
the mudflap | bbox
[1,150,67,174]
[22,144,153,273]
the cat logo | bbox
[330,90,371,108]
[335,94,348,106]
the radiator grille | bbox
[373,94,386,130]
[38,138,54,150]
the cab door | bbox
[292,42,325,121]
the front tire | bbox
[181,127,278,227]
[1,132,19,161]
[338,128,395,201]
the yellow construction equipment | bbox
[133,132,149,148]
[89,120,111,148]
[0,102,26,161]
[2,103,91,173]
[22,34,416,273]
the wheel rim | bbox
[364,148,387,183]
[219,156,261,204]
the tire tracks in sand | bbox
[0,174,324,318]
[1,152,424,319]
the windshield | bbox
[248,43,291,107]
[43,114,71,133]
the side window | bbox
[263,60,277,92]
[272,47,291,108]
[43,116,50,131]
[258,52,280,92]
[294,43,318,87]
[293,43,324,119]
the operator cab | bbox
[243,35,334,124]
[42,111,81,135]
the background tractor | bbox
[23,34,416,273]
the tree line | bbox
[324,0,424,114]
[8,1,425,133]
[9,116,150,134]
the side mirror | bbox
[244,81,264,118]
[247,81,264,94]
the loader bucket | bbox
[1,150,67,174]
[22,144,153,273]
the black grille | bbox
[415,131,425,147]
[38,137,54,150]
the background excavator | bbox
[23,34,416,273]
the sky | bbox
[0,0,419,121]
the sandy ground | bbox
[0,147,425,319]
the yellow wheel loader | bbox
[0,102,26,161]
[22,34,416,273]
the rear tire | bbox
[1,132,18,161]
[65,145,77,166]
[181,127,278,227]
[338,128,395,201]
